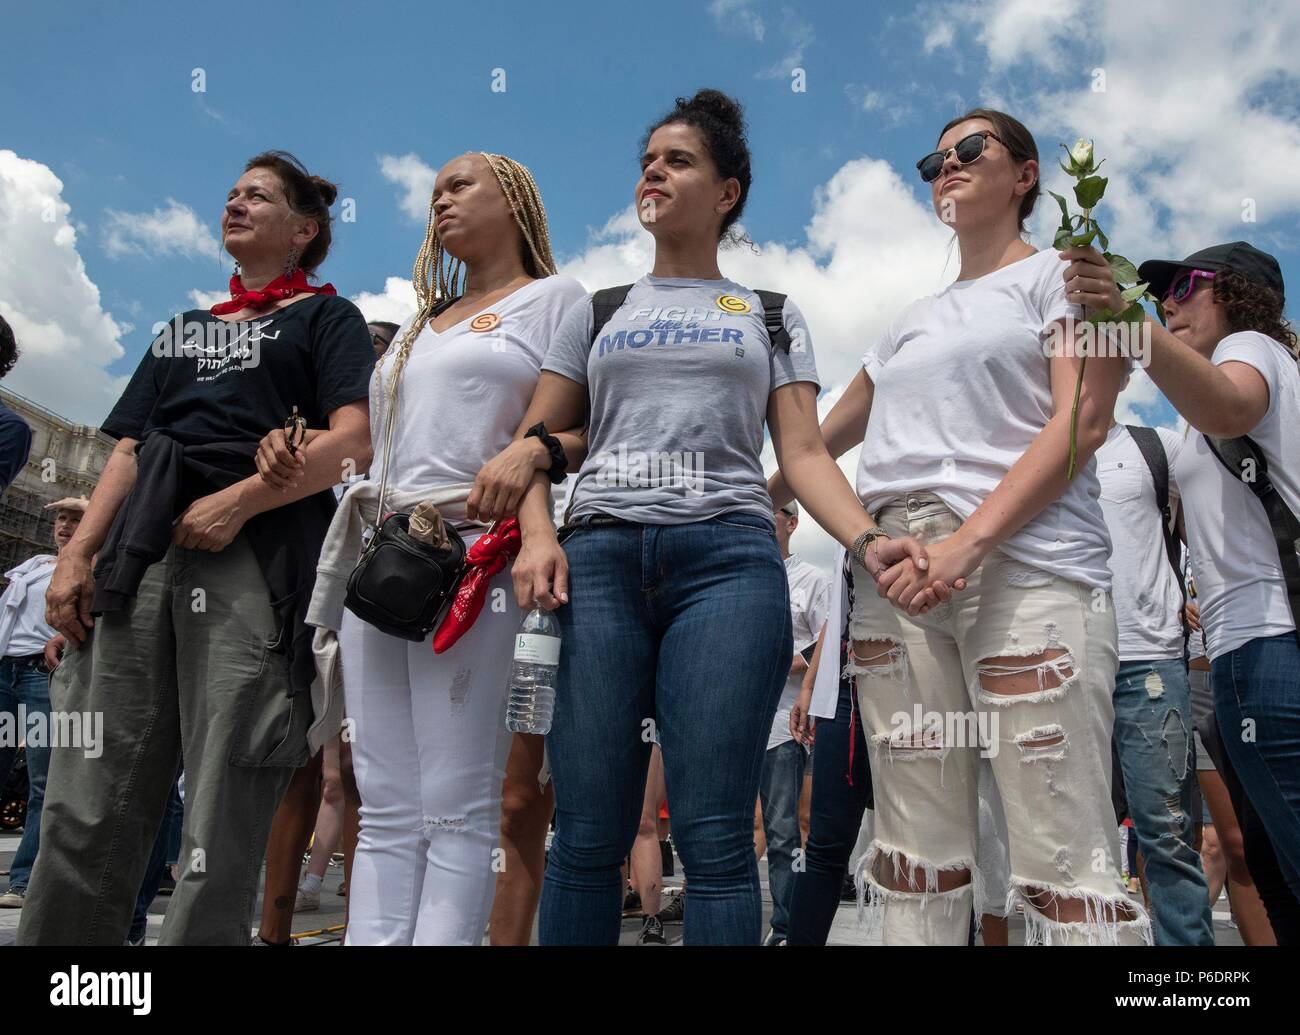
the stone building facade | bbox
[0,385,111,576]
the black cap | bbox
[1138,241,1285,303]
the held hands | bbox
[468,439,547,524]
[859,535,958,615]
[789,682,815,748]
[876,533,980,617]
[511,531,570,611]
[173,485,248,551]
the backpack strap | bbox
[588,285,634,351]
[1125,425,1182,578]
[1205,433,1300,647]
[753,290,791,353]
[1126,425,1187,652]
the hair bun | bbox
[677,89,745,132]
[310,175,339,207]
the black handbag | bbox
[343,300,469,641]
[345,511,467,641]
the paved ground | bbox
[0,830,1245,946]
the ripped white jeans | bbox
[339,556,514,945]
[849,493,1150,946]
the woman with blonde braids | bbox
[309,152,584,944]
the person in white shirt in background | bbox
[1095,416,1213,944]
[754,501,828,945]
[1064,240,1300,942]
[0,496,86,908]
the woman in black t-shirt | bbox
[20,152,375,947]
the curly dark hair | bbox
[0,312,19,380]
[1213,269,1298,355]
[643,89,752,246]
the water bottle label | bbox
[514,633,560,665]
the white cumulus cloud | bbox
[102,198,221,261]
[379,153,437,222]
[0,150,130,425]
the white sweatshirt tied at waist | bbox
[303,479,481,753]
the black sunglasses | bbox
[916,130,1008,184]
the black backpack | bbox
[1204,433,1300,648]
[1124,425,1184,592]
[587,286,792,352]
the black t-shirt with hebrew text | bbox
[103,293,374,447]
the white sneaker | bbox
[0,890,25,908]
[294,885,320,912]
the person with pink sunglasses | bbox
[1063,241,1300,941]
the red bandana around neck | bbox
[209,267,336,316]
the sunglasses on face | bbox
[1164,269,1216,304]
[916,130,1008,184]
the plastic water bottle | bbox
[506,608,561,734]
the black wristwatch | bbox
[524,421,569,484]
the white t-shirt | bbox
[0,555,57,657]
[370,276,587,523]
[768,554,830,751]
[856,248,1114,590]
[1176,331,1300,661]
[810,546,849,721]
[1096,424,1186,661]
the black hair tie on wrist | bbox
[524,421,569,484]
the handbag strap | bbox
[372,297,458,525]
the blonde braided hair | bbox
[379,152,558,419]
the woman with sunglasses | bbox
[1063,240,1300,939]
[24,152,376,945]
[769,108,1148,945]
[488,89,938,946]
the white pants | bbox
[340,564,515,945]
[849,493,1150,946]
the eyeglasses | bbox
[1165,269,1216,304]
[284,405,307,457]
[916,131,1008,184]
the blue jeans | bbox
[787,672,872,945]
[539,514,793,945]
[1212,633,1300,904]
[1112,659,1213,945]
[759,737,807,940]
[0,655,52,894]
[129,775,184,943]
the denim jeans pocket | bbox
[713,511,777,537]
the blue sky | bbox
[6,1,971,324]
[4,0,1299,564]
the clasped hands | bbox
[863,530,981,617]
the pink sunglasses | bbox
[1165,269,1216,303]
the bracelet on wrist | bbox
[524,421,569,485]
[850,528,890,571]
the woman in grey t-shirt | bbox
[470,90,945,945]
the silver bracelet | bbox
[850,528,890,569]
